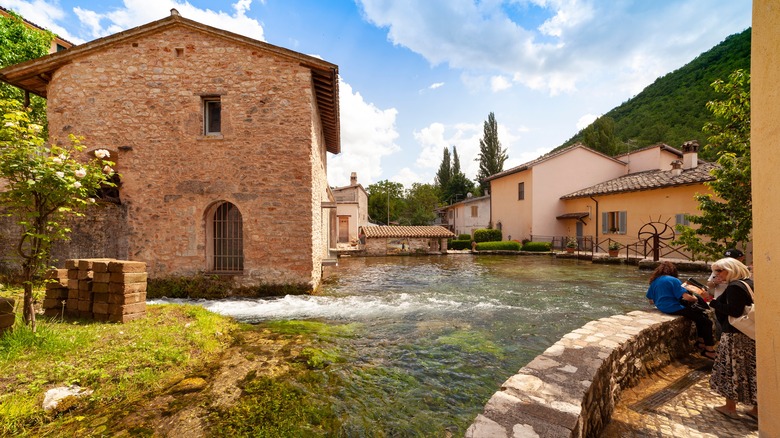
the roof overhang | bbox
[556,212,589,223]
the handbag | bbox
[728,280,755,340]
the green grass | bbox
[0,302,238,437]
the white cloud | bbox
[490,76,512,92]
[429,82,445,90]
[576,114,598,130]
[70,0,265,42]
[357,0,751,96]
[2,0,76,42]
[328,78,401,187]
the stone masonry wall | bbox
[466,310,697,438]
[45,25,326,290]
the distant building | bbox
[359,226,455,256]
[485,142,715,255]
[438,193,491,237]
[332,172,369,244]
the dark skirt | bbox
[709,332,757,404]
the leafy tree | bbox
[434,147,451,201]
[0,99,115,331]
[403,183,439,225]
[582,116,619,155]
[475,112,507,192]
[675,70,751,259]
[0,10,54,128]
[447,146,475,203]
[366,180,405,225]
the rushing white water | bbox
[148,255,660,435]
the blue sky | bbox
[2,0,752,188]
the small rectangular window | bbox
[471,206,478,217]
[204,97,221,134]
[518,182,525,200]
[602,211,627,234]
[676,213,690,226]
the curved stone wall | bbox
[466,310,696,438]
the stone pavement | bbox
[602,355,758,437]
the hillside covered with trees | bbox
[560,28,750,160]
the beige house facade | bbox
[560,143,714,254]
[441,194,491,237]
[485,142,713,252]
[332,172,369,244]
[0,11,341,291]
[484,144,627,242]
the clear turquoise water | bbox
[153,255,655,435]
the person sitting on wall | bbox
[646,261,717,359]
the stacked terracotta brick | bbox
[0,297,14,335]
[44,259,147,323]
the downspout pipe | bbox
[590,196,599,252]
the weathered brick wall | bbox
[45,26,326,290]
[44,259,147,323]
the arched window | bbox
[208,202,244,272]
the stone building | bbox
[359,226,455,256]
[0,10,341,291]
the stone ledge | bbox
[466,310,697,438]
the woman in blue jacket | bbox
[646,261,716,358]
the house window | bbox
[471,206,478,217]
[518,182,525,200]
[203,97,221,134]
[675,214,690,227]
[602,211,627,234]
[209,202,244,272]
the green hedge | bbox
[476,241,521,251]
[521,241,552,252]
[449,240,472,250]
[457,234,472,241]
[473,228,502,243]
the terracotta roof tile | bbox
[361,225,456,239]
[561,162,717,199]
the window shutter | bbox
[602,212,608,234]
[619,211,627,234]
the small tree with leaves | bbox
[0,99,115,332]
[475,112,507,192]
[675,70,751,260]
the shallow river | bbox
[154,255,659,435]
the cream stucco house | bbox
[485,142,713,254]
[439,194,491,237]
[332,172,369,245]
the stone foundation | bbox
[43,259,147,323]
[466,310,698,437]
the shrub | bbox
[457,234,472,241]
[473,228,502,243]
[477,241,521,251]
[448,240,472,250]
[521,241,552,252]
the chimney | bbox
[350,172,357,186]
[681,140,699,169]
[671,160,683,176]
